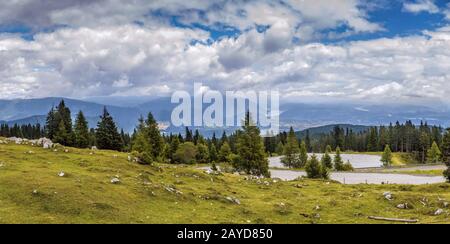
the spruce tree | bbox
[208,143,218,163]
[233,112,270,177]
[45,106,57,139]
[381,145,393,167]
[441,129,450,182]
[196,142,209,164]
[74,111,90,148]
[281,127,300,168]
[218,141,232,163]
[168,136,180,163]
[95,107,123,151]
[145,112,163,160]
[298,141,308,168]
[321,145,333,169]
[276,141,284,156]
[305,154,325,179]
[334,147,345,171]
[427,141,442,164]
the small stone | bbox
[314,205,321,211]
[397,203,408,209]
[383,192,393,201]
[127,155,132,162]
[443,202,449,208]
[32,189,38,194]
[435,209,444,216]
[58,171,65,177]
[226,196,241,205]
[111,178,121,184]
[64,149,69,153]
[91,146,98,150]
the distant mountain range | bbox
[0,97,449,135]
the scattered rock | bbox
[226,196,241,205]
[383,192,393,201]
[38,138,53,149]
[396,203,409,209]
[127,155,132,162]
[91,146,98,150]
[111,177,121,184]
[165,186,183,195]
[58,171,65,177]
[435,209,444,216]
[64,149,69,153]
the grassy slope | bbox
[0,142,449,224]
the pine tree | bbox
[381,144,393,167]
[305,154,325,179]
[145,112,163,160]
[233,112,270,177]
[218,141,232,163]
[208,143,218,163]
[74,111,90,148]
[96,107,123,151]
[281,127,300,168]
[334,147,345,171]
[47,100,75,146]
[441,129,450,182]
[196,142,209,164]
[298,141,308,168]
[321,145,333,169]
[168,136,180,163]
[427,141,442,164]
[53,120,69,145]
[275,141,284,156]
[45,106,57,139]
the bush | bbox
[131,150,153,165]
[174,142,198,164]
[305,155,327,179]
[342,160,354,171]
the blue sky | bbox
[0,0,450,106]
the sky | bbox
[1,0,450,106]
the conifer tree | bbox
[45,106,57,139]
[74,111,90,148]
[427,141,442,164]
[298,141,308,168]
[233,112,270,177]
[305,154,325,179]
[441,129,450,182]
[168,136,180,163]
[196,142,209,164]
[281,127,300,168]
[276,141,284,156]
[321,145,333,169]
[381,144,393,167]
[218,141,232,163]
[334,147,345,171]
[209,143,218,163]
[95,107,123,151]
[145,112,163,160]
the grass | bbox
[384,170,444,176]
[0,141,449,224]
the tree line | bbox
[0,123,45,139]
[268,121,445,164]
[1,100,449,181]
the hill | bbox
[296,124,370,139]
[0,141,448,223]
